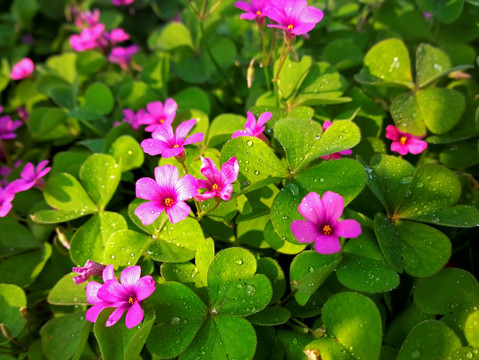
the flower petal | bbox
[175,119,196,142]
[165,201,191,224]
[407,138,428,154]
[290,219,319,243]
[218,184,233,201]
[161,146,184,158]
[194,191,216,202]
[120,266,141,288]
[200,157,221,184]
[141,138,168,156]
[86,281,103,304]
[164,98,178,118]
[183,132,204,146]
[154,165,179,191]
[98,281,129,303]
[135,177,161,200]
[86,302,110,323]
[105,304,129,327]
[102,264,117,282]
[314,234,341,254]
[297,192,325,225]
[256,111,272,128]
[125,301,143,328]
[146,101,164,118]
[385,125,400,141]
[335,219,362,239]
[134,201,163,226]
[135,275,156,301]
[175,174,198,201]
[220,156,239,185]
[321,191,344,223]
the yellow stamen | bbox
[173,144,179,148]
[322,224,332,236]
[212,184,219,191]
[128,296,135,305]
[159,118,165,124]
[256,10,261,15]
[287,24,294,30]
[399,136,408,145]
[165,198,174,207]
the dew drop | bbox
[411,350,420,358]
[246,140,253,147]
[235,259,243,265]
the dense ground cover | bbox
[1,0,479,359]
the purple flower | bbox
[73,260,107,284]
[86,265,156,328]
[108,45,139,70]
[114,108,145,130]
[141,119,204,158]
[264,0,324,37]
[290,191,361,254]
[234,0,271,23]
[10,58,34,80]
[112,0,134,5]
[70,24,107,52]
[9,160,51,192]
[0,185,16,217]
[320,121,353,160]
[195,156,239,202]
[135,165,198,224]
[17,107,29,122]
[0,115,22,140]
[385,125,428,156]
[106,28,130,44]
[232,111,272,141]
[138,99,178,133]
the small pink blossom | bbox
[195,157,239,202]
[290,191,361,254]
[112,0,134,5]
[108,44,139,70]
[106,28,130,44]
[232,111,272,141]
[114,108,146,130]
[74,9,101,28]
[141,119,204,158]
[0,185,16,217]
[9,160,51,192]
[264,0,324,37]
[70,23,107,52]
[385,125,428,156]
[85,265,156,328]
[135,165,198,224]
[0,115,22,140]
[10,58,34,80]
[234,0,271,23]
[320,121,353,160]
[73,260,107,284]
[139,99,178,133]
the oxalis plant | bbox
[1,0,479,359]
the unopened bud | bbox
[448,70,471,80]
[247,58,256,89]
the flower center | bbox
[287,24,294,30]
[321,224,333,235]
[159,118,165,124]
[256,10,261,15]
[212,183,219,191]
[164,197,174,207]
[399,136,408,145]
[128,296,136,305]
[173,144,179,148]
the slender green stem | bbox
[258,22,271,91]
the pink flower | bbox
[139,99,178,133]
[195,157,239,202]
[10,58,34,80]
[234,0,271,23]
[141,119,204,158]
[135,165,198,224]
[385,125,428,156]
[320,121,353,160]
[264,0,324,37]
[114,108,145,130]
[290,191,361,254]
[70,24,107,52]
[0,185,16,217]
[0,115,22,140]
[85,265,156,328]
[108,45,139,70]
[106,28,130,44]
[74,9,100,28]
[73,260,107,284]
[112,0,134,5]
[232,111,272,141]
[9,160,51,192]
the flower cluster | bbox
[69,8,139,69]
[235,0,324,37]
[84,265,156,328]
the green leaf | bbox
[322,292,382,360]
[440,143,479,169]
[0,218,40,259]
[364,155,415,215]
[390,91,427,136]
[0,284,26,344]
[148,22,193,51]
[337,234,400,293]
[416,0,464,24]
[313,120,361,159]
[46,53,77,83]
[208,248,272,316]
[207,113,246,148]
[94,310,155,360]
[76,51,107,78]
[107,135,144,172]
[81,83,114,115]
[161,262,205,290]
[220,137,287,194]
[118,81,159,110]
[256,257,286,304]
[40,312,90,360]
[146,282,207,358]
[79,154,121,210]
[396,321,461,359]
[277,329,313,360]
[275,55,313,103]
[44,172,97,213]
[104,230,151,268]
[28,107,79,141]
[47,273,88,305]
[11,0,39,28]
[395,164,461,219]
[290,251,340,305]
[31,209,89,224]
[180,316,257,360]
[322,38,364,70]
[70,212,127,265]
[415,43,452,87]
[264,219,306,255]
[358,38,413,88]
[304,338,354,360]
[409,205,479,228]
[270,183,304,245]
[195,237,214,285]
[174,86,211,115]
[246,306,291,326]
[50,86,76,109]
[465,310,479,348]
